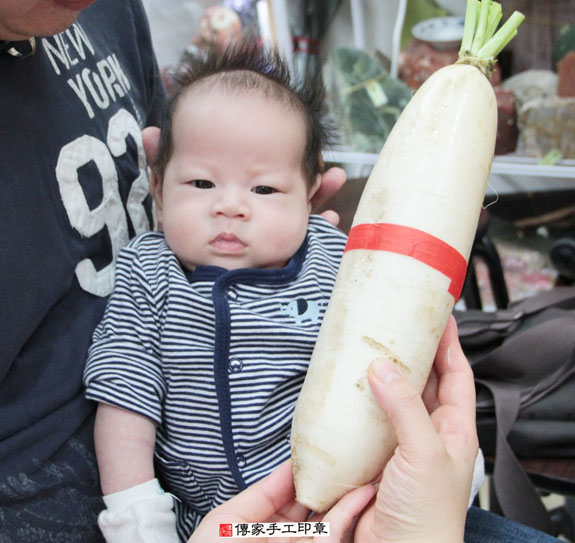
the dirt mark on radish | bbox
[361,336,411,374]
[293,436,336,466]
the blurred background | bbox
[142,0,575,311]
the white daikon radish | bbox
[291,0,524,512]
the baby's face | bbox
[155,87,317,271]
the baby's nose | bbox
[212,190,250,219]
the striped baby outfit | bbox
[84,214,347,538]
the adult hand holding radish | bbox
[291,0,524,512]
[354,316,478,543]
[187,317,477,543]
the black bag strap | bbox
[456,287,575,350]
[476,377,552,533]
[471,291,575,533]
[510,286,575,315]
[473,314,575,412]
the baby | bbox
[83,41,348,541]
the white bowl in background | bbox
[412,16,465,50]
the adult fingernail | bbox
[371,358,401,384]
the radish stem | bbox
[478,12,525,58]
[457,0,524,78]
[459,0,478,54]
[470,0,490,54]
[484,3,502,44]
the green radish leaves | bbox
[457,0,525,78]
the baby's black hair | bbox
[153,39,334,189]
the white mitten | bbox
[98,479,180,543]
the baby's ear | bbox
[307,174,322,210]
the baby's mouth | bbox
[210,233,247,253]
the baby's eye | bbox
[252,186,277,195]
[190,179,214,189]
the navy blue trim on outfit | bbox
[189,238,309,490]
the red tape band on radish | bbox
[344,223,467,299]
